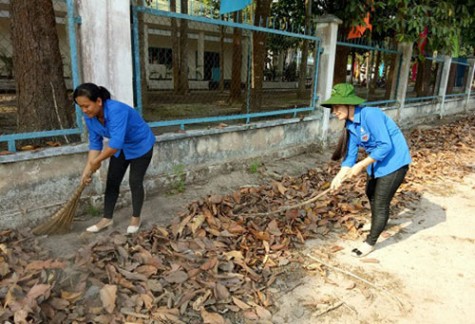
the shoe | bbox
[127,219,141,234]
[351,242,375,258]
[86,219,113,233]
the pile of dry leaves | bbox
[1,116,474,323]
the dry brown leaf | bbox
[164,270,188,284]
[360,258,380,264]
[201,309,226,324]
[232,296,251,310]
[100,284,117,314]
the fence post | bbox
[315,15,341,147]
[464,58,475,112]
[437,55,452,118]
[393,42,412,123]
[77,0,134,106]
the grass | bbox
[248,159,261,174]
[168,164,186,194]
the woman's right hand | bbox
[330,166,351,191]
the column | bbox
[394,42,413,122]
[464,58,475,111]
[315,14,342,146]
[77,0,134,106]
[437,55,452,117]
[198,32,204,80]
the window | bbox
[149,47,172,66]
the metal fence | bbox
[132,2,322,133]
[0,0,82,152]
[403,55,444,105]
[445,58,470,98]
[336,34,400,109]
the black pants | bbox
[365,165,409,245]
[104,148,153,219]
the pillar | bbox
[77,0,134,106]
[315,15,342,146]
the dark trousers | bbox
[104,148,153,219]
[365,165,409,245]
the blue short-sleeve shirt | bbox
[85,99,156,159]
[341,107,411,178]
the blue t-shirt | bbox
[84,99,156,159]
[341,107,411,178]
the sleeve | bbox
[341,130,358,167]
[107,105,128,150]
[87,121,103,151]
[365,110,393,161]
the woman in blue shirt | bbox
[73,83,156,234]
[322,83,411,257]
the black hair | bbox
[331,126,349,161]
[331,105,350,161]
[73,83,111,104]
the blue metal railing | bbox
[131,4,322,131]
[404,96,438,103]
[147,107,315,131]
[0,0,82,153]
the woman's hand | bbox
[349,162,366,177]
[81,172,93,185]
[330,166,351,191]
[89,159,102,173]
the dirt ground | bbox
[36,118,475,324]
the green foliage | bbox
[248,160,261,174]
[86,203,101,217]
[170,164,186,194]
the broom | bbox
[33,174,91,235]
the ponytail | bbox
[331,126,349,161]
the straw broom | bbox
[33,178,89,235]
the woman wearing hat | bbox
[322,83,411,257]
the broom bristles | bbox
[32,182,87,235]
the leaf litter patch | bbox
[1,116,474,323]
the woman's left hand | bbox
[349,162,366,178]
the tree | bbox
[10,0,73,141]
[230,12,243,102]
[250,0,272,111]
[170,0,189,95]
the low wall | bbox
[0,118,323,229]
[1,96,474,230]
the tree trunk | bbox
[415,58,433,96]
[250,0,272,111]
[334,45,350,85]
[10,0,73,140]
[170,0,180,92]
[446,64,457,94]
[230,12,242,102]
[369,51,381,96]
[297,0,311,98]
[138,0,149,109]
[178,0,189,95]
[219,25,225,92]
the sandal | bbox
[351,242,375,258]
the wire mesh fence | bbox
[335,34,400,108]
[0,0,79,151]
[404,56,443,104]
[134,3,320,133]
[446,59,470,97]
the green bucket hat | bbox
[321,83,365,108]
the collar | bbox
[352,106,362,124]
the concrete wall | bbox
[0,117,323,229]
[1,97,474,230]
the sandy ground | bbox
[36,127,475,323]
[271,172,475,324]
